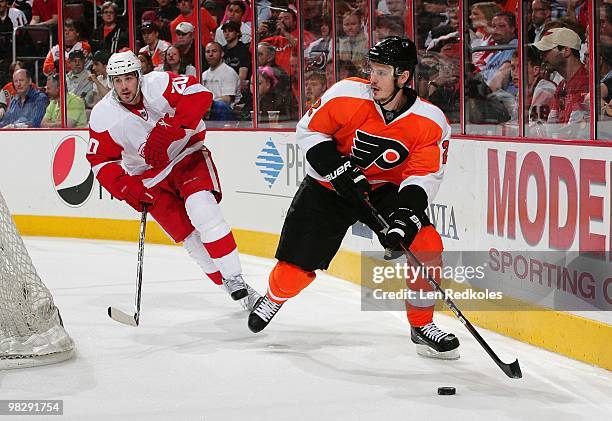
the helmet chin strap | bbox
[375,78,403,109]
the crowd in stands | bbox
[0,0,608,139]
[411,0,598,139]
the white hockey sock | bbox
[183,231,223,285]
[185,191,242,279]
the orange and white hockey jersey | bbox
[297,77,450,202]
[87,71,213,194]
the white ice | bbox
[2,237,611,421]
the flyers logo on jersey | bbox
[351,130,409,170]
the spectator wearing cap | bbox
[29,0,57,26]
[0,69,47,128]
[43,18,92,76]
[86,49,111,108]
[202,41,240,120]
[222,20,251,90]
[163,44,196,76]
[139,21,170,68]
[534,27,589,137]
[66,50,94,100]
[174,21,196,68]
[214,0,251,47]
[171,0,217,48]
[140,10,170,43]
[41,74,87,128]
[90,1,129,54]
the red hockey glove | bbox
[118,177,157,212]
[143,114,186,167]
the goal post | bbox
[0,191,74,369]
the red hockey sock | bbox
[203,232,237,258]
[205,271,223,285]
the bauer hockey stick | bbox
[108,204,148,326]
[362,199,522,379]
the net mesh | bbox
[0,191,74,365]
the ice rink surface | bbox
[2,237,611,421]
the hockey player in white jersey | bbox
[87,51,260,310]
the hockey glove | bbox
[385,207,422,250]
[143,114,186,168]
[325,157,371,204]
[118,177,157,212]
[383,185,429,256]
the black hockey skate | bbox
[222,274,248,300]
[248,296,283,333]
[411,322,460,360]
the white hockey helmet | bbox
[107,51,142,77]
[107,51,143,102]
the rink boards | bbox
[0,129,610,370]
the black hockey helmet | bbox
[367,36,418,76]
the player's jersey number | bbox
[441,139,449,164]
[88,138,99,155]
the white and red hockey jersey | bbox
[87,71,213,196]
[297,77,451,202]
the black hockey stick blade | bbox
[108,306,139,326]
[361,198,523,379]
[501,358,522,379]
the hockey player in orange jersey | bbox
[248,37,460,359]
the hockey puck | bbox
[437,387,456,395]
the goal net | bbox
[0,191,74,369]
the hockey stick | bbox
[362,199,522,379]
[108,204,148,326]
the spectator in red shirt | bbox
[534,27,589,139]
[261,7,315,78]
[29,0,57,26]
[171,0,217,48]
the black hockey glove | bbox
[384,185,428,255]
[305,141,371,205]
[325,157,371,203]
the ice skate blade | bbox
[415,344,460,360]
[230,288,248,300]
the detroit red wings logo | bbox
[350,130,409,170]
